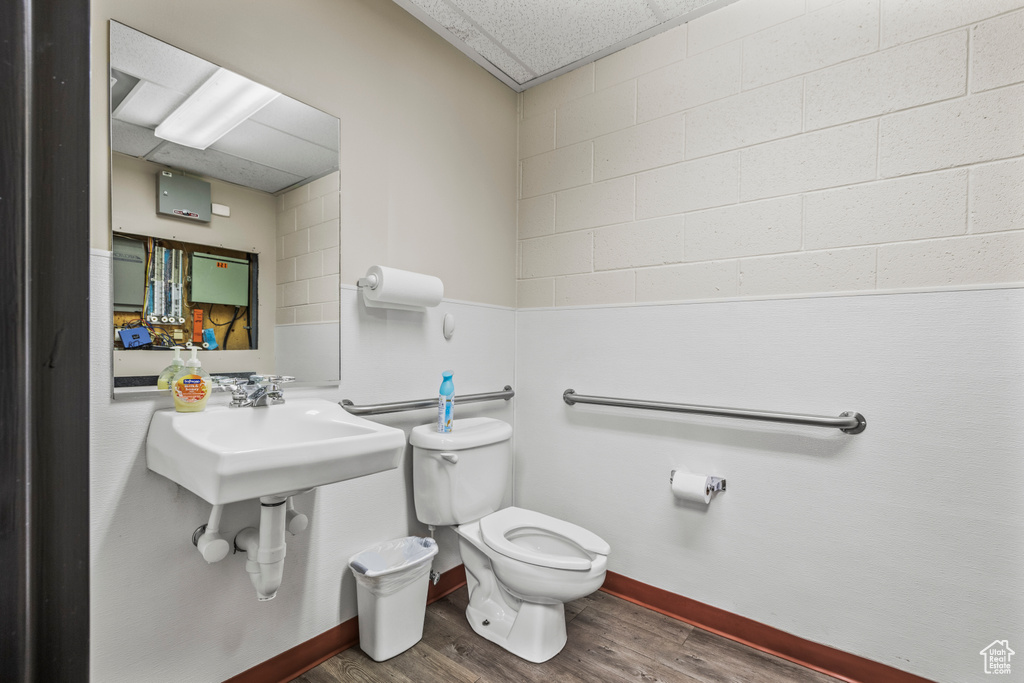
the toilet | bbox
[411,417,610,663]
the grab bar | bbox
[341,385,514,416]
[563,389,866,434]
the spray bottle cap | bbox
[185,348,201,368]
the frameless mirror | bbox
[108,21,340,393]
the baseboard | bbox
[223,618,359,683]
[601,571,935,683]
[224,564,468,683]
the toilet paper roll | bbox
[671,471,712,504]
[362,265,444,310]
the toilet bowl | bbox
[410,418,610,663]
[454,508,608,662]
[478,506,608,603]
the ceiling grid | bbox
[392,0,739,91]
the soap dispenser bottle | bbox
[157,346,185,390]
[171,348,211,412]
[438,371,454,433]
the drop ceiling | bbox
[109,21,339,195]
[391,0,739,91]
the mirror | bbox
[108,21,340,393]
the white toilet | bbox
[411,417,610,663]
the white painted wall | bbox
[91,0,518,307]
[516,0,1024,307]
[515,287,1024,682]
[91,255,514,682]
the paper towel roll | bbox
[671,471,712,504]
[361,265,444,310]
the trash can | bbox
[348,536,439,661]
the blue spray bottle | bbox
[438,371,454,433]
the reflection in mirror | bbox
[108,21,341,393]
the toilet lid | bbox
[480,507,610,571]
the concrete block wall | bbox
[516,0,1024,307]
[276,171,341,325]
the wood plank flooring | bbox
[296,587,840,683]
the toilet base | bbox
[456,524,570,663]
[465,598,567,663]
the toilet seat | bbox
[480,507,610,571]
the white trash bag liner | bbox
[348,536,438,597]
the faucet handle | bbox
[265,375,295,384]
[212,376,246,393]
[229,385,250,407]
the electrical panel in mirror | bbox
[112,233,258,353]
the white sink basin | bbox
[146,399,406,504]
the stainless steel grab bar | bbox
[563,389,866,434]
[341,385,514,416]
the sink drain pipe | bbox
[235,496,288,601]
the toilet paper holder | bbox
[670,470,726,493]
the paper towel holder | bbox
[670,470,726,493]
[356,266,444,312]
[356,273,380,290]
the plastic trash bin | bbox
[348,536,439,661]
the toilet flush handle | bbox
[439,452,459,464]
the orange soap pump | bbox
[171,348,211,412]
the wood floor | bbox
[297,587,840,683]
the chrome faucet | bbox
[244,383,282,407]
[222,375,295,408]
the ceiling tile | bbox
[211,120,339,180]
[250,96,340,150]
[110,120,163,157]
[649,0,723,17]
[408,0,536,83]
[465,32,536,83]
[392,0,741,90]
[112,80,186,129]
[110,21,217,94]
[146,143,306,194]
[453,0,659,75]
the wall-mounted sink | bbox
[146,399,406,504]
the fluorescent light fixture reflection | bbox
[155,68,280,150]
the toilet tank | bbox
[410,417,513,526]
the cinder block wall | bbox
[276,171,341,325]
[516,0,1024,307]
